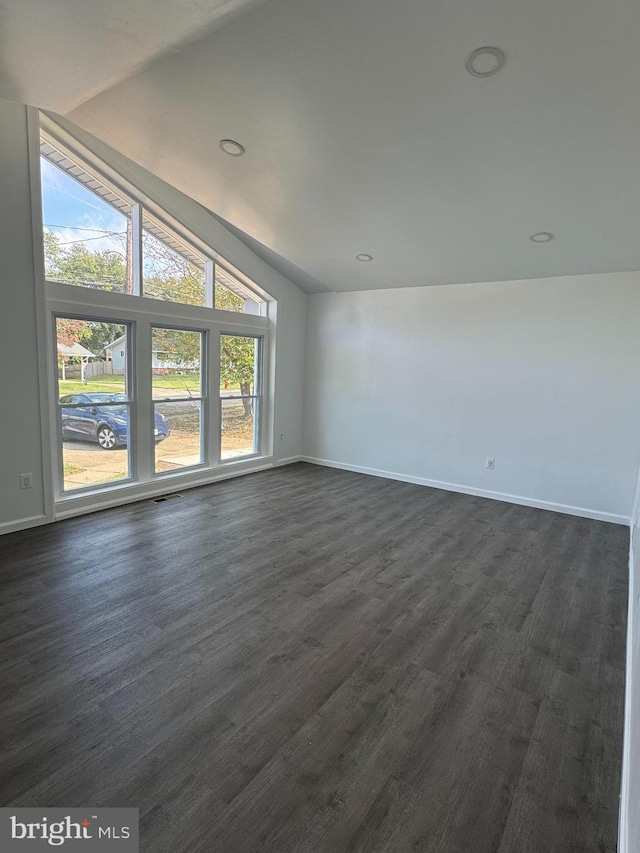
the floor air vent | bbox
[151,493,184,503]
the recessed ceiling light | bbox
[219,139,245,157]
[355,253,373,262]
[465,47,506,78]
[530,232,554,243]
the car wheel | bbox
[97,425,117,450]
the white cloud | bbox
[41,157,128,245]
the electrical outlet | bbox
[485,457,495,470]
[19,473,33,490]
[279,433,284,442]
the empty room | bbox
[0,0,639,851]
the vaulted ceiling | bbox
[2,0,640,293]
[0,0,267,112]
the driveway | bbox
[62,413,254,489]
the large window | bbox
[220,335,262,461]
[41,115,272,501]
[40,126,266,314]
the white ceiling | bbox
[3,0,640,294]
[0,0,266,112]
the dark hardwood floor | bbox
[0,462,628,852]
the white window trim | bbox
[47,280,271,504]
[218,332,265,464]
[31,110,277,512]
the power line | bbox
[44,225,127,246]
[44,224,122,233]
[49,272,125,280]
[55,233,127,247]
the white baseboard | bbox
[301,456,630,526]
[619,524,636,853]
[0,514,52,535]
[273,455,303,467]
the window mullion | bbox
[209,328,221,466]
[135,320,153,482]
[131,204,143,297]
[205,260,215,309]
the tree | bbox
[46,233,125,356]
[143,233,207,374]
[44,231,128,291]
[143,233,245,314]
[56,318,89,348]
[215,283,244,312]
[56,318,92,381]
[82,322,125,354]
[143,232,205,306]
[145,235,249,395]
[144,236,255,412]
[220,335,256,415]
[43,231,63,272]
[152,328,201,369]
[47,230,254,402]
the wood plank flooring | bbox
[0,462,628,852]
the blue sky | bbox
[40,156,200,282]
[41,157,128,254]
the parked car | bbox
[59,393,170,449]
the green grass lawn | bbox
[58,374,242,396]
[63,462,84,475]
[59,375,127,396]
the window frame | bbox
[52,313,135,496]
[40,132,140,295]
[37,113,275,509]
[39,114,269,315]
[219,332,264,463]
[151,324,208,476]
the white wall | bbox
[0,100,50,531]
[620,467,640,852]
[303,273,640,522]
[0,98,306,533]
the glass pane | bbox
[41,150,132,293]
[220,335,258,395]
[57,319,129,492]
[154,401,202,472]
[143,219,205,306]
[215,267,263,315]
[56,318,127,397]
[61,403,130,490]
[151,328,202,398]
[221,398,257,460]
